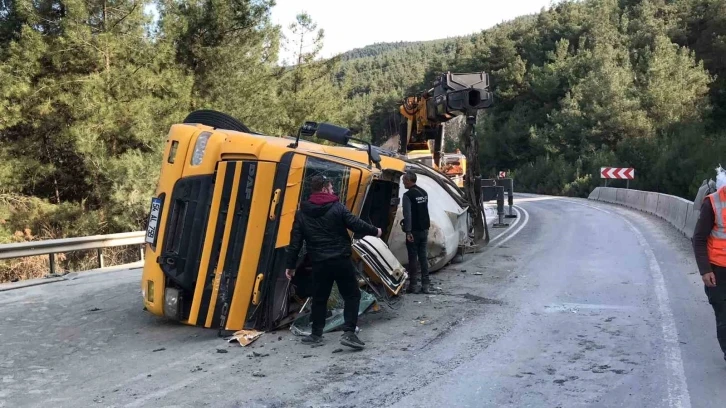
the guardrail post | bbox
[139,245,145,261]
[49,253,56,275]
[496,178,517,219]
[493,186,509,229]
[97,248,105,269]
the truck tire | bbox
[183,110,251,133]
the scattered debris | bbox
[278,336,283,341]
[291,288,375,336]
[190,366,203,373]
[226,329,264,347]
[216,349,228,354]
[302,355,313,358]
[88,308,102,312]
[152,348,166,352]
[147,374,152,378]
[248,351,269,358]
[332,349,343,354]
[460,269,467,273]
[473,272,483,276]
[252,372,266,378]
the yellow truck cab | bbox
[141,111,407,333]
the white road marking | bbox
[488,206,522,243]
[559,198,692,408]
[512,196,559,203]
[492,206,530,248]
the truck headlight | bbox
[164,287,181,320]
[190,132,212,166]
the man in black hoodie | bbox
[285,175,381,349]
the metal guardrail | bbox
[0,231,146,274]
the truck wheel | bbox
[183,110,251,133]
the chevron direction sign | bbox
[600,167,635,179]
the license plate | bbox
[145,197,163,245]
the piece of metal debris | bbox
[226,329,264,347]
[152,348,166,352]
[216,349,228,354]
[332,348,343,353]
[473,272,483,276]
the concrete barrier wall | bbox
[616,189,628,206]
[645,192,659,215]
[599,187,617,204]
[588,187,698,239]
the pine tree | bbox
[0,0,190,233]
[275,12,342,136]
[158,0,280,134]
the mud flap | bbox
[352,236,408,296]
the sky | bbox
[271,0,555,63]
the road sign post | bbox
[600,167,635,188]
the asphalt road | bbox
[1,196,724,408]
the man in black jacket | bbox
[401,171,431,294]
[285,175,381,349]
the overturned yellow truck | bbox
[141,110,478,333]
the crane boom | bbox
[398,71,494,243]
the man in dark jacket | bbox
[401,171,431,294]
[285,175,381,349]
[693,181,726,362]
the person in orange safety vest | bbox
[693,171,726,362]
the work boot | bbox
[301,334,323,344]
[340,332,365,350]
[421,284,430,294]
[408,284,421,294]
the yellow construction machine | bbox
[398,72,493,171]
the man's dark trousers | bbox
[705,265,726,356]
[406,230,429,288]
[310,256,361,337]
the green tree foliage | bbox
[275,12,342,136]
[428,0,718,199]
[0,0,192,235]
[158,0,280,134]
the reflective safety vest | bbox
[708,188,726,267]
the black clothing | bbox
[285,200,378,270]
[692,195,726,357]
[406,230,430,288]
[402,185,430,233]
[310,257,361,336]
[693,198,715,275]
[705,265,726,356]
